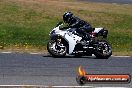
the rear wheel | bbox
[94,40,112,59]
[47,40,67,57]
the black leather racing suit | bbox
[67,16,93,40]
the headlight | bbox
[50,30,55,35]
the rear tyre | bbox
[47,40,67,58]
[94,40,112,59]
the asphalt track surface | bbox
[0,53,131,87]
[80,0,132,4]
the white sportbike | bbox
[47,22,112,59]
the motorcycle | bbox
[47,22,112,59]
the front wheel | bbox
[47,40,67,58]
[94,40,112,59]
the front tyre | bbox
[47,40,67,58]
[94,40,112,59]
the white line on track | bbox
[112,55,131,58]
[0,52,131,58]
[1,52,12,54]
[50,86,93,88]
[0,85,128,88]
[0,85,93,88]
[30,52,41,54]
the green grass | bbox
[0,0,60,48]
[0,0,132,55]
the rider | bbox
[63,12,93,41]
